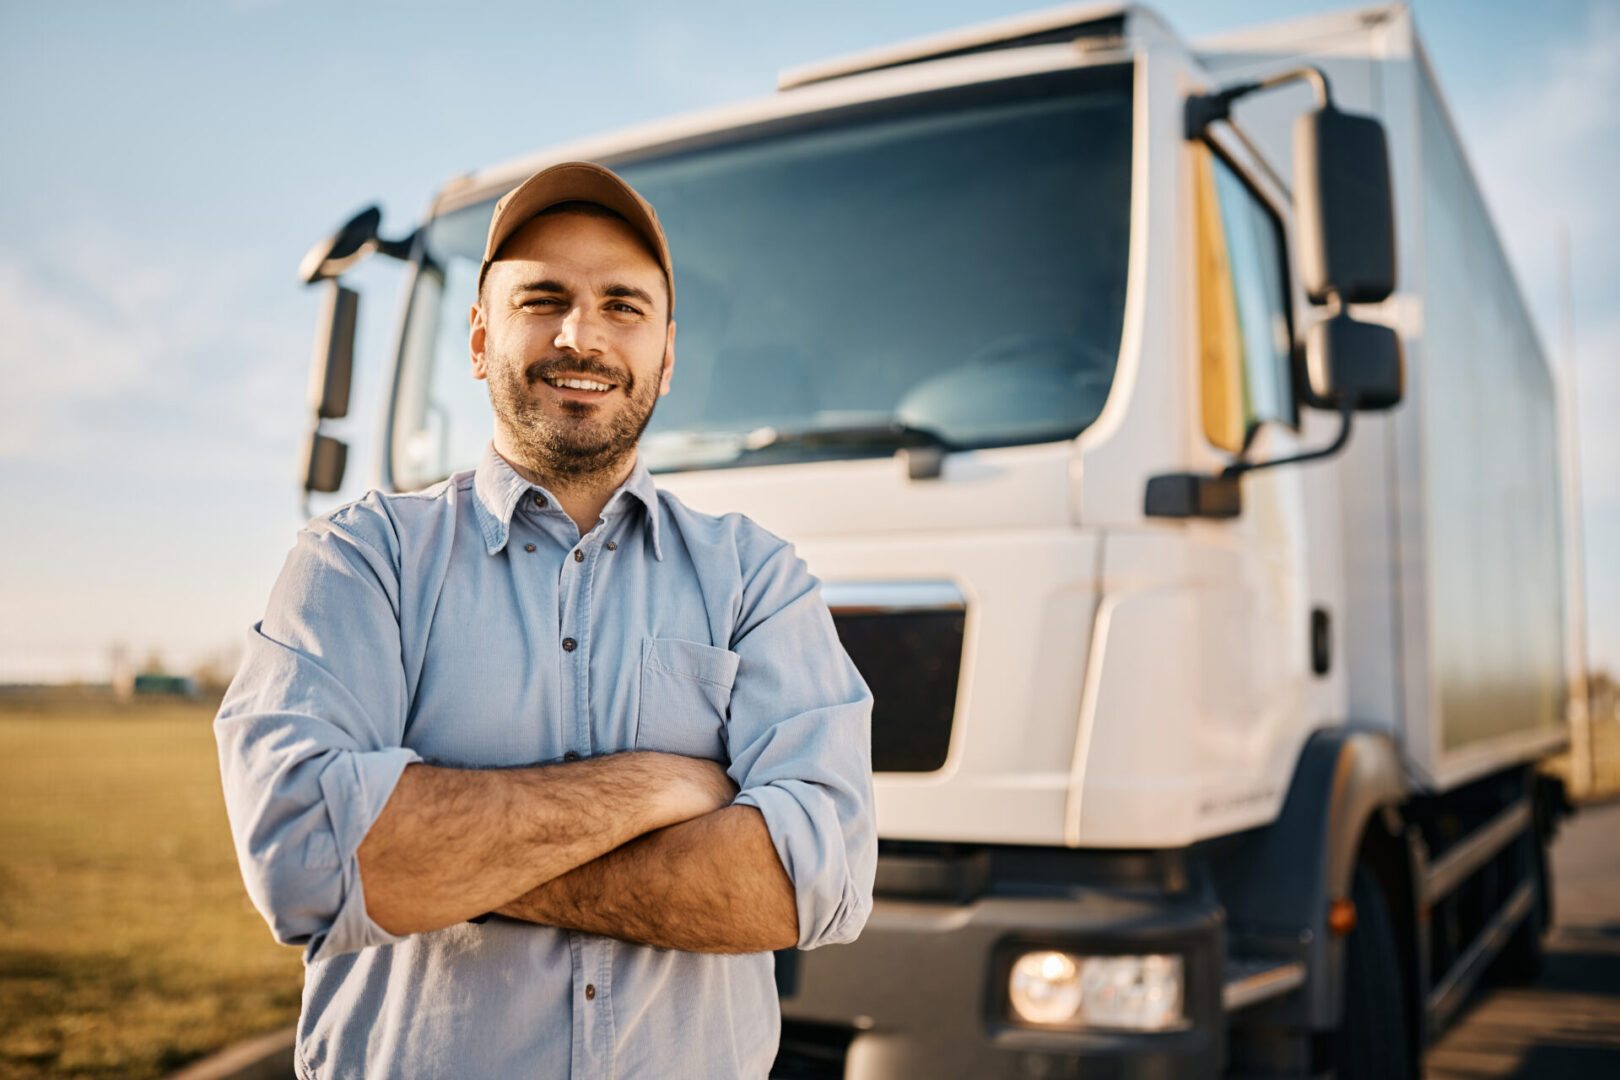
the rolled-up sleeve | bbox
[725,531,876,950]
[215,511,421,965]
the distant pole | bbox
[1557,223,1593,796]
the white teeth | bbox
[548,377,611,392]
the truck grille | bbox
[770,1020,853,1078]
[825,582,965,773]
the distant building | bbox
[132,673,198,698]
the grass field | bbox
[0,693,303,1079]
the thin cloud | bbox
[0,235,307,468]
[1469,4,1619,312]
[0,253,152,458]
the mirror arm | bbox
[300,225,419,284]
[1185,65,1333,140]
[373,230,419,262]
[1221,402,1353,478]
[1144,404,1355,520]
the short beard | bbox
[487,349,661,482]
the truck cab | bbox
[297,5,1572,1077]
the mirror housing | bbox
[298,205,416,284]
[299,206,382,284]
[300,283,356,499]
[302,429,348,494]
[1294,104,1397,304]
[1303,312,1404,411]
[296,206,412,509]
[308,282,357,419]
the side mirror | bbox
[1152,70,1405,522]
[298,205,418,284]
[308,281,358,419]
[302,428,348,494]
[299,206,381,284]
[1303,312,1403,411]
[1294,104,1396,304]
[296,205,413,510]
[301,283,356,497]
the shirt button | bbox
[605,541,617,551]
[573,549,584,563]
[561,638,577,652]
[523,543,536,553]
[563,750,580,762]
[534,494,547,508]
[585,984,596,1001]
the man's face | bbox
[470,210,675,479]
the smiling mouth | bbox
[542,375,616,394]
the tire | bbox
[1336,862,1413,1080]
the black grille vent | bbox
[770,1019,854,1078]
[831,608,964,772]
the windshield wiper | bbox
[741,422,956,479]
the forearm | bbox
[495,803,799,953]
[357,753,726,936]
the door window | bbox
[1193,144,1296,454]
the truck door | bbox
[1187,136,1315,823]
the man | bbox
[216,161,876,1079]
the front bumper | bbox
[776,888,1225,1079]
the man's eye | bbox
[608,302,642,315]
[522,297,563,309]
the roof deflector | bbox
[776,3,1133,91]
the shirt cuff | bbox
[304,746,422,964]
[735,780,870,950]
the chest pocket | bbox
[635,637,739,762]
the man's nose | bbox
[553,305,604,355]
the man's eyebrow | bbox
[604,283,657,308]
[512,279,568,294]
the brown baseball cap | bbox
[479,161,674,311]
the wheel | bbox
[1336,862,1413,1079]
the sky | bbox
[0,0,1615,684]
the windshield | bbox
[392,66,1132,487]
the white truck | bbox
[295,4,1576,1076]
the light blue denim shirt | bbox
[215,442,876,1079]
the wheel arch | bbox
[1214,727,1411,1030]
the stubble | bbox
[486,348,662,481]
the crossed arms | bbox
[356,754,800,953]
[215,506,874,965]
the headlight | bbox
[1006,951,1185,1031]
[1008,951,1085,1024]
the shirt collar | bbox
[472,441,663,560]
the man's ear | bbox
[470,301,488,381]
[658,319,676,396]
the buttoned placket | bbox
[550,494,627,1078]
[505,479,652,1077]
[556,520,593,764]
[506,489,615,1076]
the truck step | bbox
[1223,956,1307,1013]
